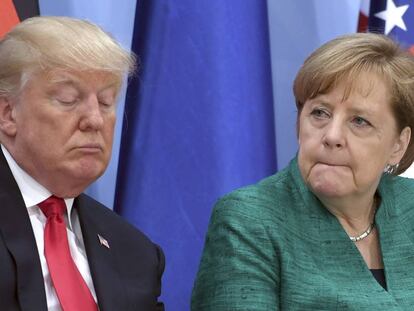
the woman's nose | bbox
[322,118,346,149]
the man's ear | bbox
[0,96,17,137]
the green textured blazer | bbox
[191,158,414,310]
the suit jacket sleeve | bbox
[191,192,280,310]
[155,244,165,311]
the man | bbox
[0,16,164,310]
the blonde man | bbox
[0,16,164,311]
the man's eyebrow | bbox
[47,76,81,88]
[48,75,119,92]
[99,82,119,93]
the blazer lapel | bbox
[0,150,47,310]
[75,195,130,311]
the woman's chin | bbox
[307,176,350,199]
[306,166,354,198]
[311,183,345,198]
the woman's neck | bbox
[318,193,378,236]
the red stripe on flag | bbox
[357,12,369,33]
[0,0,20,38]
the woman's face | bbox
[298,73,410,201]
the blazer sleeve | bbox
[155,244,166,311]
[191,194,280,310]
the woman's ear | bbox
[390,126,411,165]
[0,96,17,137]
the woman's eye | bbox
[310,108,330,119]
[352,116,371,127]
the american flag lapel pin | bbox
[98,234,110,249]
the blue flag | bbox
[114,1,276,309]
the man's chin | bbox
[70,163,107,183]
[76,169,105,182]
[54,171,103,197]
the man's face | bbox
[9,70,118,197]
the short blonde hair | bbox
[0,16,135,96]
[293,33,414,174]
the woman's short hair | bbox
[0,16,135,97]
[293,33,414,174]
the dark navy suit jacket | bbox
[0,150,165,310]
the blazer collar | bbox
[75,195,131,311]
[288,157,396,243]
[0,149,48,310]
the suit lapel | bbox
[75,195,130,311]
[0,149,47,310]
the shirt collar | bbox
[1,144,75,225]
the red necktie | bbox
[38,196,98,311]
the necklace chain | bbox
[349,222,375,242]
[348,196,378,242]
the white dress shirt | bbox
[1,145,98,311]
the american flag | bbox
[359,0,414,54]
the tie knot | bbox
[38,195,66,218]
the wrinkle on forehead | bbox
[38,69,121,95]
[46,69,117,83]
[314,71,391,109]
[341,72,389,103]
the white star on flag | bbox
[375,0,409,35]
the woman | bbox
[191,33,414,309]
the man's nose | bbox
[79,95,104,131]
